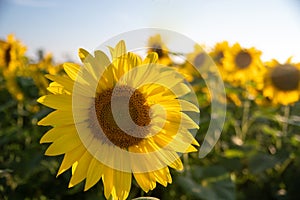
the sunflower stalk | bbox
[276,153,294,176]
[240,99,251,141]
[282,105,290,137]
[17,102,24,128]
[183,153,191,177]
[276,105,290,149]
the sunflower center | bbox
[4,45,11,66]
[94,86,151,149]
[151,44,164,58]
[215,51,224,65]
[235,51,252,69]
[270,64,300,91]
[194,53,206,67]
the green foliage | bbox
[1,52,300,200]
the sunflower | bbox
[185,44,211,76]
[263,58,300,105]
[0,34,27,101]
[147,34,172,66]
[209,41,229,67]
[222,43,264,90]
[0,34,26,71]
[0,39,11,68]
[38,40,200,200]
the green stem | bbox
[241,99,251,141]
[282,105,290,137]
[277,155,294,175]
[276,105,290,149]
[183,153,190,177]
[17,102,24,128]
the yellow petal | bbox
[133,172,156,193]
[152,167,172,187]
[143,52,158,64]
[37,94,72,110]
[178,99,200,113]
[93,50,111,76]
[56,146,86,176]
[102,166,114,199]
[154,133,198,153]
[46,74,74,93]
[84,158,104,191]
[69,151,93,187]
[113,170,132,200]
[38,110,74,126]
[167,112,199,130]
[175,128,200,146]
[168,157,183,171]
[40,124,76,143]
[170,83,191,97]
[78,48,91,63]
[47,82,69,95]
[63,63,80,81]
[45,130,82,156]
[109,40,127,60]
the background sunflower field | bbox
[1,33,300,200]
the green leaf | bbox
[248,153,278,174]
[177,165,235,200]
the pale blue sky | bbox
[0,0,300,63]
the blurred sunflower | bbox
[38,41,199,200]
[222,43,264,89]
[209,41,229,67]
[0,34,26,71]
[263,58,300,105]
[0,34,27,101]
[28,53,63,95]
[147,34,172,66]
[0,40,11,68]
[176,44,208,84]
[176,64,195,83]
[186,44,211,75]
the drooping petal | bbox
[45,131,82,156]
[69,150,93,187]
[40,124,76,143]
[152,167,172,187]
[102,166,114,199]
[113,170,132,200]
[133,172,156,193]
[56,146,86,176]
[84,158,104,191]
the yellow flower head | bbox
[0,40,11,68]
[0,34,27,101]
[0,34,26,71]
[209,41,230,67]
[147,34,172,66]
[263,58,300,105]
[222,43,265,95]
[38,40,200,200]
[179,44,213,83]
[187,44,211,72]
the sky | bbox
[0,0,300,63]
